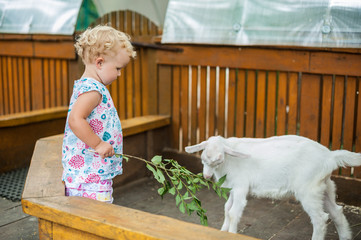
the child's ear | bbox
[95,57,104,69]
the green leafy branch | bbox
[115,153,231,226]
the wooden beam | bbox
[0,40,76,59]
[310,52,361,77]
[121,115,171,136]
[0,106,68,127]
[156,46,309,73]
[156,45,361,76]
[0,34,73,41]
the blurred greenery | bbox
[76,0,99,31]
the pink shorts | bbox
[64,179,113,203]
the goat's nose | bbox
[204,174,212,179]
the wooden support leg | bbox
[38,218,53,240]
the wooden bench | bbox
[21,115,258,240]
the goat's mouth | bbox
[203,174,214,180]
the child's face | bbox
[96,48,130,86]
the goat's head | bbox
[185,136,248,179]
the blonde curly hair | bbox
[75,25,136,64]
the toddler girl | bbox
[62,25,136,203]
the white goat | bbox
[185,135,361,240]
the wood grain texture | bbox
[23,196,258,240]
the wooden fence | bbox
[0,35,75,114]
[1,10,361,182]
[155,45,361,179]
[0,10,161,120]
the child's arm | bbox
[68,91,115,159]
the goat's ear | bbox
[224,145,250,158]
[185,141,207,153]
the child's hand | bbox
[94,141,115,159]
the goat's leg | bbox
[298,190,329,240]
[226,188,248,233]
[221,191,233,231]
[323,179,351,240]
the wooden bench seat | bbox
[21,115,258,240]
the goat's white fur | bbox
[185,135,361,240]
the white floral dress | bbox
[62,78,123,189]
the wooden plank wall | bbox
[156,46,361,179]
[0,10,161,121]
[0,55,71,115]
[0,35,76,115]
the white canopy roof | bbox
[162,0,361,48]
[1,0,360,48]
[0,0,82,35]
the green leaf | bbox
[189,185,196,193]
[222,191,228,200]
[146,164,163,183]
[179,202,186,214]
[221,187,231,200]
[146,163,157,176]
[169,187,176,195]
[200,215,208,226]
[193,178,200,183]
[193,197,201,207]
[172,180,179,186]
[187,201,199,211]
[151,155,162,165]
[158,187,165,196]
[177,181,183,190]
[183,191,191,200]
[217,175,227,186]
[215,188,222,198]
[156,169,165,183]
[199,179,209,188]
[175,194,181,206]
